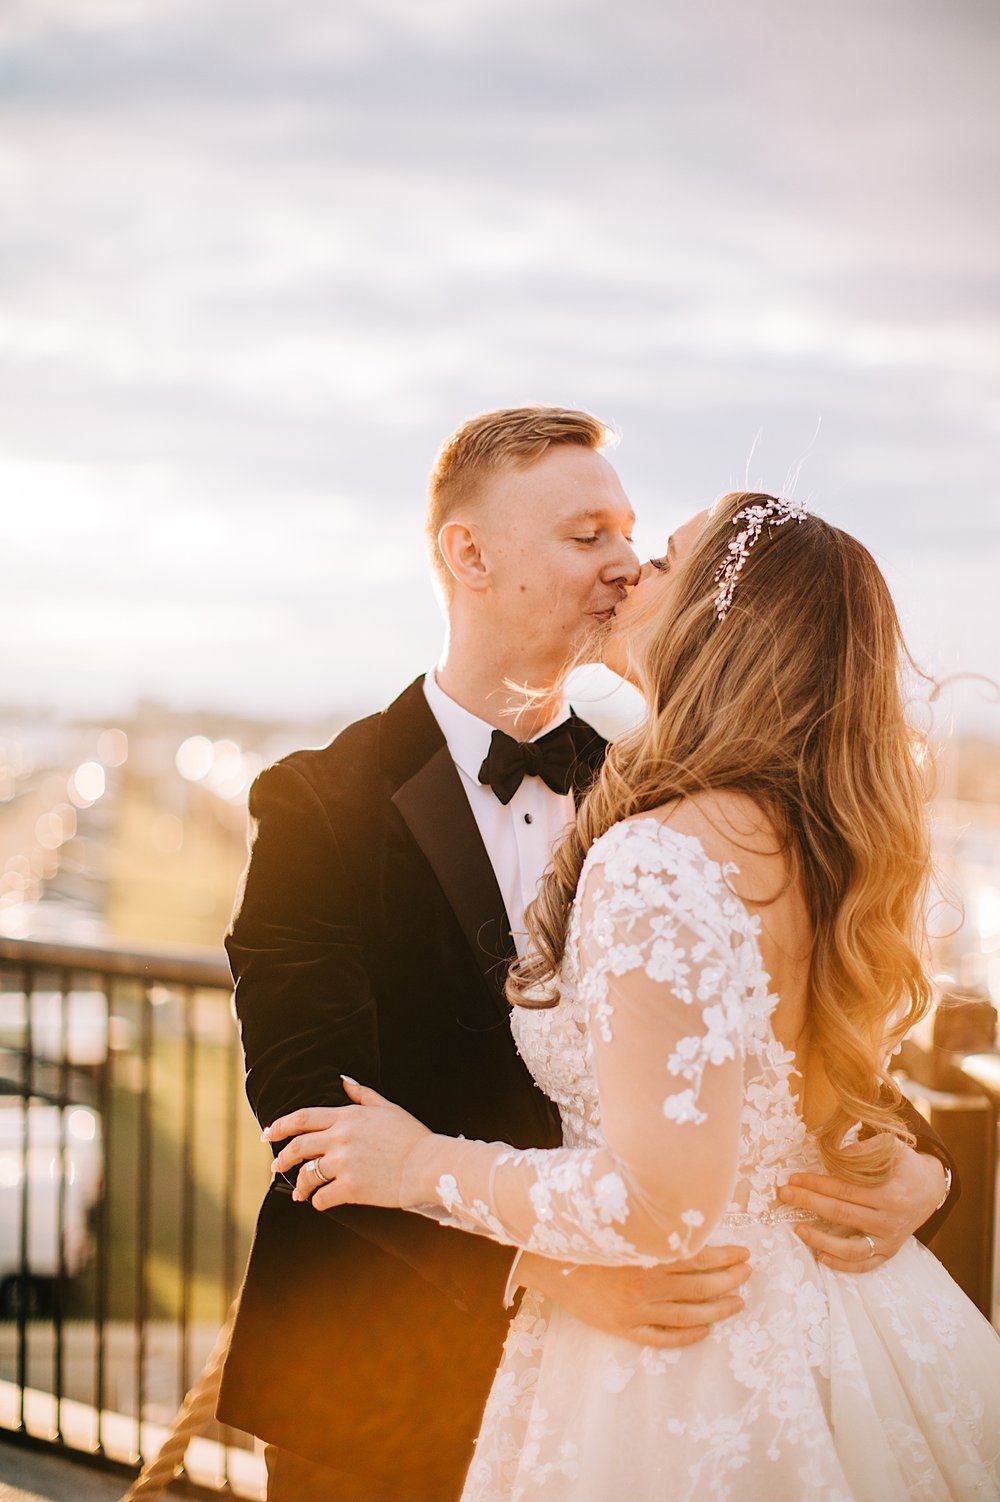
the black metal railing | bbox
[0,935,268,1499]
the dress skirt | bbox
[462,1226,1000,1502]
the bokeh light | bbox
[176,735,214,782]
[97,727,129,766]
[68,760,107,807]
[35,804,76,850]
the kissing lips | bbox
[590,596,626,624]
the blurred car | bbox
[0,1083,103,1317]
[0,990,113,1066]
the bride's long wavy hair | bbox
[507,492,934,1184]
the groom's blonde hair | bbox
[426,406,614,592]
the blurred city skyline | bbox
[3,0,999,733]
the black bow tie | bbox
[478,721,580,806]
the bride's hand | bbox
[263,1076,431,1210]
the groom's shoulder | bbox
[254,676,435,807]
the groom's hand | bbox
[516,1246,751,1348]
[777,1137,948,1272]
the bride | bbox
[266,493,1000,1500]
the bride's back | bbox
[655,788,836,1136]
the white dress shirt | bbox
[422,671,576,956]
[423,670,581,1305]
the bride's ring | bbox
[862,1234,877,1259]
[305,1158,331,1184]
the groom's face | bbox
[476,445,640,668]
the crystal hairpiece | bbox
[713,496,808,621]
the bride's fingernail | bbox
[342,1074,359,1087]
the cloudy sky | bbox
[2,0,998,732]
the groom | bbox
[218,407,958,1502]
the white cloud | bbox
[0,0,996,723]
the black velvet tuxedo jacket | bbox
[218,675,958,1495]
[217,677,606,1492]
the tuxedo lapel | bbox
[384,681,516,1019]
[381,683,607,1015]
[568,712,608,807]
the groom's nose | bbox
[604,539,641,590]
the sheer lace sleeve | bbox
[400,820,761,1265]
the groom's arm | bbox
[228,756,516,1313]
[515,1248,753,1348]
[227,758,375,1127]
[893,1095,960,1243]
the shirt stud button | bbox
[524,813,533,824]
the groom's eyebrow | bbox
[564,506,637,528]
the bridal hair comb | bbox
[713,496,808,621]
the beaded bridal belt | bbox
[719,1207,817,1227]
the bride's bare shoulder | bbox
[649,791,789,895]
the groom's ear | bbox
[438,520,490,592]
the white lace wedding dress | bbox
[401,818,1000,1501]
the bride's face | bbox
[603,507,710,683]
